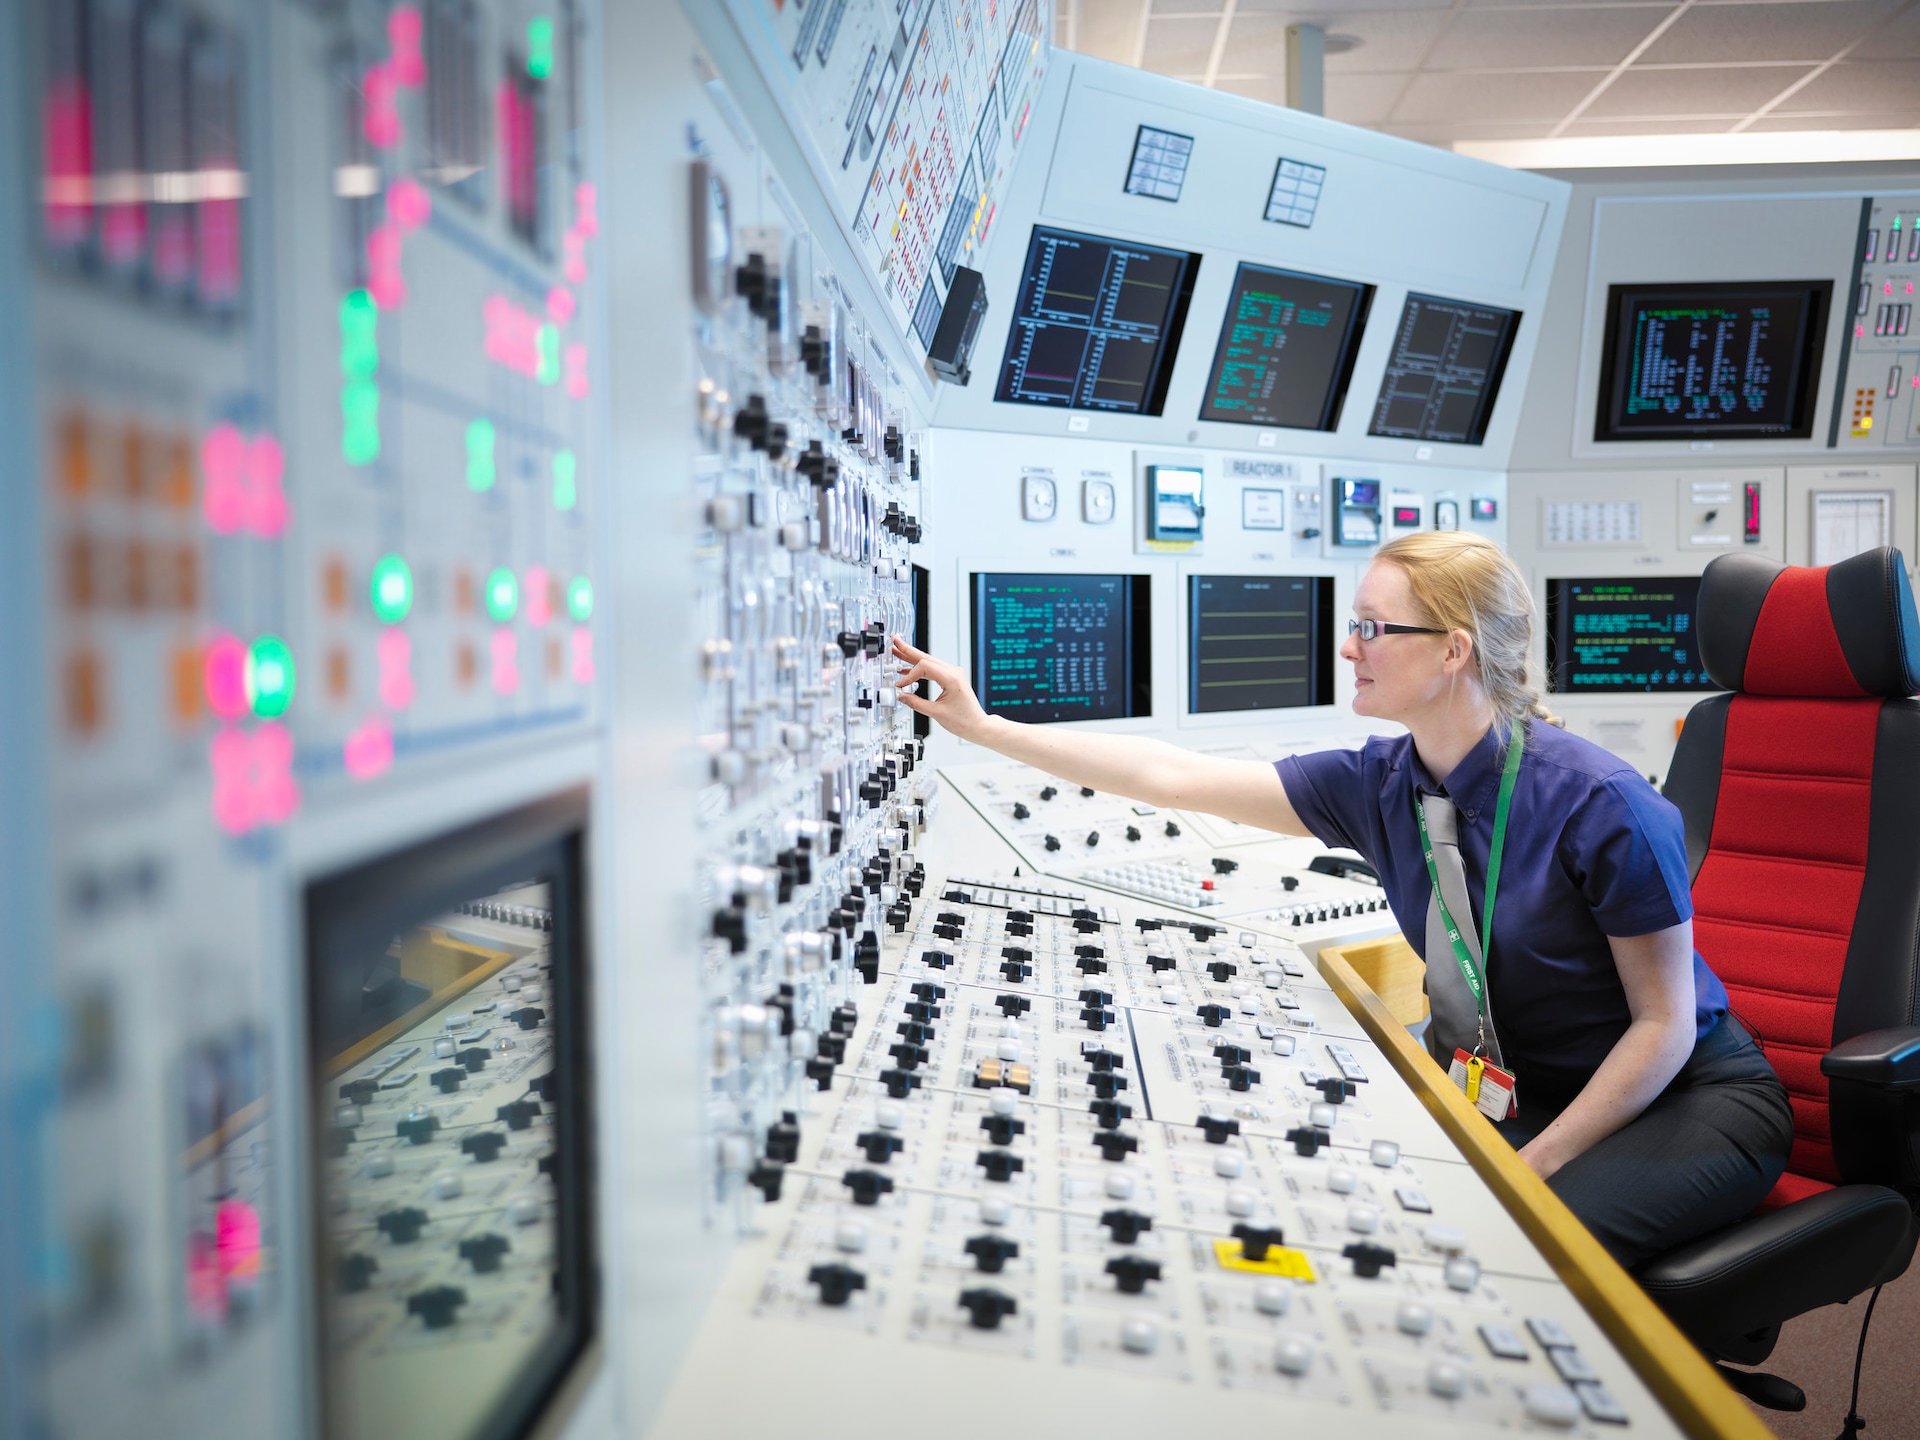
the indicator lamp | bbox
[467,419,497,492]
[370,554,413,623]
[246,635,297,719]
[527,18,554,79]
[537,324,560,385]
[567,576,592,621]
[553,449,577,510]
[486,567,519,622]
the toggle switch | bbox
[1087,1071,1128,1099]
[964,1234,1020,1273]
[461,1131,508,1163]
[459,1233,511,1274]
[1088,1099,1133,1129]
[957,1287,1018,1329]
[1343,1241,1397,1278]
[855,1131,903,1163]
[1197,1004,1232,1028]
[976,1149,1025,1182]
[979,1114,1026,1146]
[1091,1131,1139,1162]
[1099,1209,1153,1243]
[807,1262,867,1306]
[407,1284,469,1329]
[841,1170,895,1205]
[377,1207,429,1244]
[1233,1223,1287,1261]
[879,1069,922,1098]
[1105,1255,1162,1294]
[996,995,1031,1018]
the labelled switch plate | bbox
[1434,498,1460,531]
[1082,477,1116,524]
[1241,487,1286,530]
[1022,472,1057,522]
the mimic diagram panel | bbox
[723,0,1049,359]
[1836,196,1920,451]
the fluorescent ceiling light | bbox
[1455,130,1920,170]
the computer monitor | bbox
[1188,574,1334,714]
[994,226,1200,416]
[1198,263,1373,432]
[1368,292,1521,446]
[1593,280,1833,442]
[970,572,1152,722]
[1545,577,1721,693]
[304,793,593,1440]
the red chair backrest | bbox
[1667,548,1920,1184]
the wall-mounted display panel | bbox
[993,226,1200,415]
[969,571,1152,722]
[1198,263,1372,433]
[1593,280,1833,443]
[1187,574,1333,714]
[1545,577,1719,693]
[1368,293,1520,447]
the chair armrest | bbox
[1822,1026,1920,1090]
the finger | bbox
[897,690,933,715]
[890,636,925,661]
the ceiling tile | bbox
[1392,67,1601,121]
[1225,8,1455,71]
[1772,57,1920,111]
[1742,106,1920,127]
[1215,73,1295,104]
[1427,6,1668,68]
[1140,13,1225,73]
[1069,0,1155,64]
[1233,0,1457,13]
[1325,69,1416,122]
[1578,61,1817,115]
[1561,115,1753,132]
[1871,1,1920,56]
[1638,0,1908,66]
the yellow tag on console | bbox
[1213,1238,1316,1281]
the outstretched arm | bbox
[891,636,1309,836]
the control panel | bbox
[1837,196,1920,449]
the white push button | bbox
[431,1172,463,1200]
[1424,1224,1467,1254]
[1428,1360,1468,1398]
[1370,1140,1400,1167]
[1254,1280,1292,1316]
[1396,1301,1434,1336]
[979,1197,1012,1225]
[1121,1317,1160,1355]
[1213,1150,1245,1178]
[1226,1187,1257,1217]
[365,1152,394,1178]
[989,1091,1018,1117]
[834,1220,868,1253]
[1445,1256,1481,1292]
[1327,1167,1357,1195]
[1346,1203,1380,1233]
[507,1194,542,1225]
[875,1102,905,1129]
[1274,1337,1315,1376]
[1309,1103,1338,1130]
[1523,1386,1582,1428]
[1104,1173,1135,1200]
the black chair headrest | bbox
[1698,548,1920,698]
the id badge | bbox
[1448,1048,1518,1122]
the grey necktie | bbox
[1419,791,1507,1071]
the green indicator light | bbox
[370,554,414,623]
[339,289,379,379]
[527,17,554,79]
[552,449,577,510]
[467,418,497,492]
[485,567,519,622]
[246,634,297,719]
[342,380,381,465]
[567,576,592,621]
[537,323,560,385]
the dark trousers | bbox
[1494,1015,1795,1269]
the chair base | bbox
[1714,1364,1807,1413]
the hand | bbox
[1516,1136,1565,1182]
[891,636,992,742]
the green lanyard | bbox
[1413,725,1525,1055]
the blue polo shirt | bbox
[1277,721,1728,1106]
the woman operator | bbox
[891,531,1791,1268]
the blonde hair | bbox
[1373,531,1562,736]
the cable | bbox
[1835,1283,1883,1439]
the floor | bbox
[1732,1259,1920,1439]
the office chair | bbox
[1640,546,1920,1416]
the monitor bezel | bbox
[1197,261,1375,433]
[1544,575,1722,694]
[1185,573,1336,715]
[968,571,1153,723]
[1366,291,1522,447]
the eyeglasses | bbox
[1346,618,1446,641]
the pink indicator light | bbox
[202,424,247,534]
[367,222,405,309]
[571,627,594,683]
[1857,324,1866,338]
[565,343,589,399]
[1887,281,1897,295]
[204,634,250,720]
[246,434,288,538]
[389,6,426,87]
[364,61,401,148]
[184,1231,228,1321]
[41,79,93,245]
[211,723,299,834]
[344,713,395,780]
[216,1199,263,1285]
[483,294,543,377]
[524,566,551,626]
[211,725,256,835]
[254,722,299,824]
[574,181,598,237]
[546,286,575,324]
[562,231,587,286]
[377,628,414,709]
[387,177,431,233]
[491,628,520,694]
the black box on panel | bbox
[929,266,988,385]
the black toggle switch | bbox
[995,995,1031,1018]
[1147,955,1176,973]
[903,1001,940,1022]
[1085,831,1100,848]
[841,1170,896,1205]
[1126,826,1141,842]
[879,1069,921,1098]
[817,1033,848,1063]
[1197,1116,1241,1144]
[462,1131,509,1163]
[1003,921,1032,938]
[711,906,749,953]
[979,1114,1026,1146]
[1038,787,1057,801]
[1091,1131,1139,1162]
[1165,821,1182,838]
[338,1252,379,1292]
[497,1099,541,1130]
[1080,1008,1115,1031]
[808,1262,867,1306]
[1000,959,1032,983]
[1073,918,1102,935]
[1087,1071,1128,1099]
[895,1022,934,1047]
[431,1067,466,1093]
[511,1006,546,1030]
[931,922,962,941]
[1343,1242,1397,1279]
[1106,1255,1162,1294]
[526,1072,555,1101]
[888,1042,929,1070]
[1197,1004,1231,1028]
[1085,1048,1124,1072]
[1281,875,1299,892]
[976,1149,1025,1182]
[1223,1065,1260,1092]
[1099,1209,1154,1243]
[965,1234,1021,1273]
[1211,857,1240,875]
[1079,786,1095,798]
[855,1131,904,1163]
[1074,944,1106,960]
[910,982,946,1001]
[940,888,972,904]
[805,1058,836,1090]
[1001,945,1033,965]
[1011,803,1030,820]
[958,1287,1018,1329]
[1043,834,1061,852]
[459,1233,511,1274]
[1214,1045,1252,1067]
[1080,988,1115,1007]
[1076,956,1108,976]
[921,950,955,970]
[935,910,965,927]
[408,1284,469,1329]
[339,1078,379,1106]
[1088,1099,1133,1129]
[1206,961,1238,983]
[1135,917,1163,932]
[377,1207,429,1244]
[458,1046,490,1073]
[747,1161,785,1202]
[1284,1125,1329,1157]
[765,1113,801,1163]
[1315,1077,1357,1105]
[396,1116,439,1145]
[1007,909,1034,924]
[1232,1223,1287,1262]
[1190,925,1220,942]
